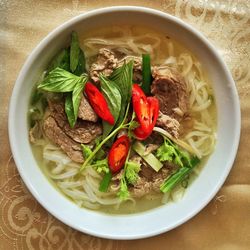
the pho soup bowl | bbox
[9,6,240,239]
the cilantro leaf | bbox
[156,141,175,162]
[117,176,129,201]
[117,158,141,200]
[156,138,191,168]
[81,144,92,159]
[125,161,141,185]
[91,158,109,174]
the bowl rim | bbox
[8,6,241,239]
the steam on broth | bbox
[29,25,216,214]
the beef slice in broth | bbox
[43,101,102,163]
[78,94,98,122]
[151,66,189,121]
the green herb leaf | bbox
[160,157,200,193]
[110,60,134,127]
[125,161,141,185]
[72,78,87,119]
[81,144,93,159]
[70,31,80,72]
[73,49,86,76]
[91,158,109,174]
[99,74,122,138]
[63,73,88,127]
[38,67,85,92]
[65,93,76,128]
[99,171,112,192]
[117,175,129,200]
[38,67,88,128]
[156,138,191,168]
[48,48,70,72]
[156,141,175,162]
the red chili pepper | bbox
[108,135,130,173]
[85,82,115,125]
[132,84,159,140]
[133,126,150,140]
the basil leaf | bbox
[72,76,88,119]
[38,67,85,92]
[109,60,134,126]
[64,75,88,127]
[73,49,86,76]
[48,48,70,72]
[99,74,122,138]
[70,31,80,72]
[110,60,134,103]
[65,93,76,128]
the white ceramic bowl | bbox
[8,6,240,239]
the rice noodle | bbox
[40,143,123,209]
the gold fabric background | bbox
[1,0,249,249]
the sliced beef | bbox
[132,57,142,83]
[131,163,172,198]
[151,66,189,121]
[89,48,143,83]
[48,102,102,143]
[90,48,118,83]
[78,94,98,122]
[43,116,84,163]
[43,101,102,163]
[156,111,180,138]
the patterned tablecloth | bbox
[1,1,249,249]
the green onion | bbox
[99,171,112,192]
[160,157,200,193]
[133,141,163,172]
[141,54,151,95]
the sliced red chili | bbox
[147,96,159,130]
[133,125,150,140]
[132,84,150,131]
[108,135,130,173]
[132,84,159,140]
[84,82,115,125]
